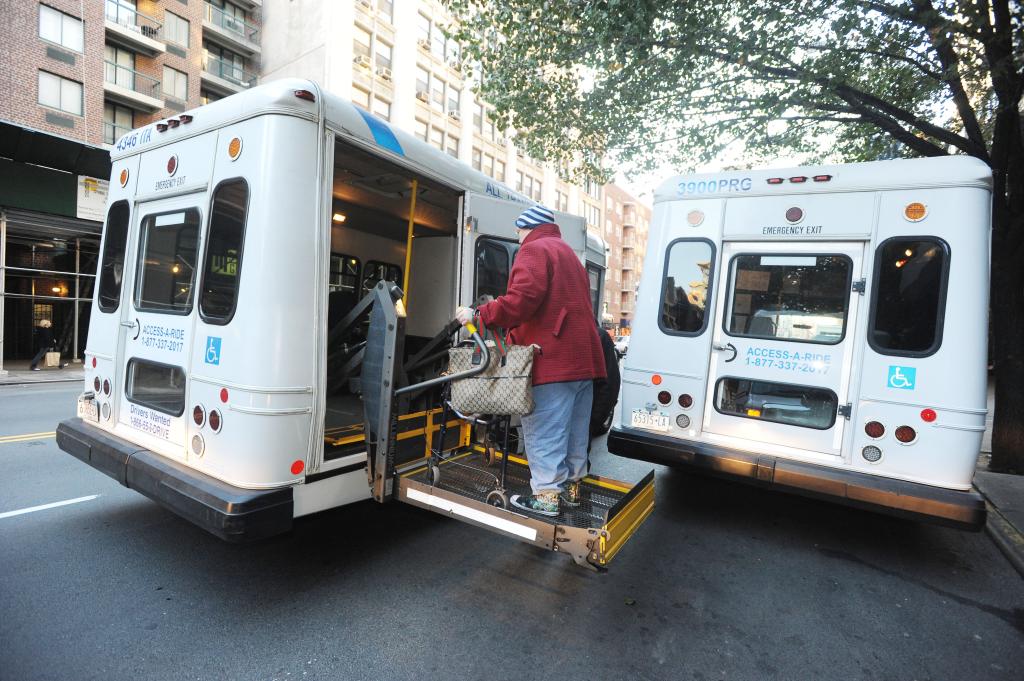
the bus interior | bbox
[323,137,465,463]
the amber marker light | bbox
[904,202,927,222]
[119,168,129,187]
[228,137,243,160]
[686,210,705,227]
[651,374,663,386]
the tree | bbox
[447,0,1024,472]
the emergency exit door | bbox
[702,241,865,455]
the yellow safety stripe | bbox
[0,431,56,444]
[600,481,655,564]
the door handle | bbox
[713,342,738,362]
[119,321,136,328]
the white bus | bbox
[608,156,990,529]
[57,80,654,569]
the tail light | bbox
[813,174,832,182]
[675,414,691,429]
[920,408,937,422]
[895,426,917,443]
[864,421,885,439]
[193,405,206,427]
[678,393,693,409]
[862,445,882,462]
[103,379,110,396]
[219,388,229,403]
[789,176,808,183]
[94,377,101,392]
[209,409,222,433]
[767,177,784,185]
[657,391,671,405]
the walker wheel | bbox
[430,465,442,486]
[486,490,508,509]
[484,446,498,466]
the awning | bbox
[0,119,111,179]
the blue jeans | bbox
[520,380,592,494]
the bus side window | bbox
[361,260,402,296]
[200,179,249,324]
[868,237,950,356]
[97,201,131,313]
[330,253,360,293]
[475,238,510,301]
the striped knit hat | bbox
[515,204,556,229]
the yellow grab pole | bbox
[402,179,418,306]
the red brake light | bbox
[657,391,672,405]
[209,410,222,432]
[895,425,917,443]
[813,174,832,182]
[294,89,316,102]
[920,408,937,422]
[767,178,784,185]
[103,379,110,395]
[678,393,693,409]
[193,405,205,427]
[864,421,885,439]
[93,377,101,392]
[789,176,808,183]
[220,388,229,403]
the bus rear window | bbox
[714,378,838,430]
[659,239,714,335]
[869,238,949,356]
[726,254,850,345]
[200,180,249,324]
[97,201,130,313]
[476,239,511,300]
[135,208,201,314]
[125,359,186,416]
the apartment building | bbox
[0,0,262,371]
[602,184,652,330]
[260,0,647,323]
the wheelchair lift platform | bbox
[358,282,655,570]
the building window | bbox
[372,96,391,121]
[416,12,430,47]
[495,159,506,183]
[482,153,494,177]
[415,66,429,97]
[200,90,221,106]
[472,148,482,171]
[429,127,443,150]
[204,41,246,84]
[351,85,370,110]
[534,181,543,202]
[104,44,135,90]
[104,102,133,145]
[431,77,445,109]
[448,85,460,113]
[39,4,84,52]
[483,114,494,141]
[445,39,461,66]
[430,21,445,59]
[446,135,459,158]
[377,0,393,23]
[515,170,524,192]
[164,12,190,47]
[353,26,371,63]
[414,119,428,142]
[555,190,568,213]
[473,103,483,133]
[162,66,188,102]
[374,40,392,71]
[38,71,82,116]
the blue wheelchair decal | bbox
[205,336,222,366]
[887,365,916,390]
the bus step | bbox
[395,448,655,570]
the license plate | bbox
[77,397,99,423]
[631,409,670,432]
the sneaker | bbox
[30,367,41,371]
[561,479,582,507]
[510,490,559,517]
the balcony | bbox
[622,235,636,249]
[203,2,261,56]
[621,277,636,292]
[104,1,165,56]
[104,121,133,147]
[103,62,163,112]
[201,55,257,96]
[622,255,637,270]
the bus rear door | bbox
[702,241,865,456]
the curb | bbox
[979,496,1024,580]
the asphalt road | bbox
[1,382,1022,681]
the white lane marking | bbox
[0,494,100,519]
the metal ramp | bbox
[357,281,655,570]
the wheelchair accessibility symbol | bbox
[887,365,916,390]
[205,336,222,366]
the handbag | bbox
[448,321,536,416]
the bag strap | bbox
[472,316,508,366]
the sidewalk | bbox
[0,360,85,386]
[975,452,1024,579]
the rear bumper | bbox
[56,418,293,542]
[607,426,986,531]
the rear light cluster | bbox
[651,375,695,430]
[155,114,195,133]
[87,356,112,422]
[191,388,226,456]
[861,410,932,461]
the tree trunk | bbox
[987,206,1024,473]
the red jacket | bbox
[477,224,607,386]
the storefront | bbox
[0,121,110,374]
